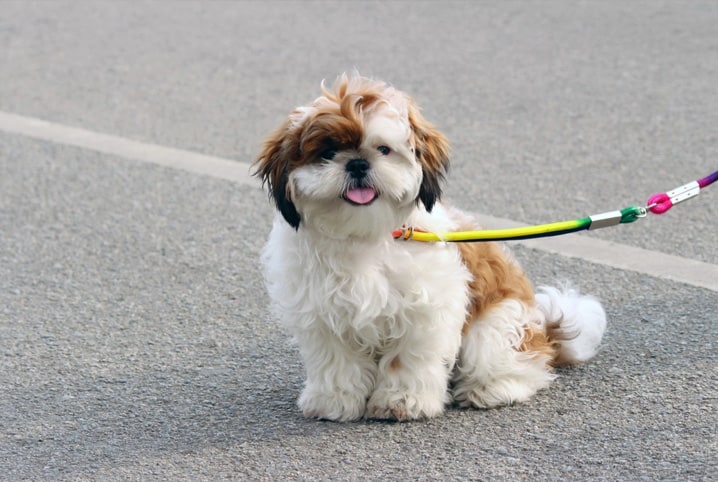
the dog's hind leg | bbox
[452,298,558,408]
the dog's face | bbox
[254,75,450,240]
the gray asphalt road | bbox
[1,1,716,480]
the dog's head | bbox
[253,74,450,239]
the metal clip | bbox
[588,210,623,230]
[393,226,414,240]
[647,181,700,214]
[667,181,701,204]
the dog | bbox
[253,74,607,421]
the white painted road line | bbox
[2,110,716,291]
[0,111,254,185]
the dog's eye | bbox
[377,145,391,156]
[320,149,337,160]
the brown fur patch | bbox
[389,355,401,371]
[519,324,559,364]
[455,220,558,365]
[456,238,534,333]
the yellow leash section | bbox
[392,206,647,243]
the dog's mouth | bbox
[343,186,378,206]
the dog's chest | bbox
[310,252,411,329]
[264,221,471,350]
[295,241,469,348]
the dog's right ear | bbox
[407,100,450,213]
[253,118,302,229]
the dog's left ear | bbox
[252,118,302,229]
[407,100,450,213]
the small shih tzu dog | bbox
[254,74,607,422]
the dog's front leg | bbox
[295,327,376,422]
[366,351,452,422]
[365,322,460,422]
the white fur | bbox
[535,285,607,363]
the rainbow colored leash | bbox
[392,169,718,243]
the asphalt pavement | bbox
[1,1,716,480]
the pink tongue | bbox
[345,187,377,205]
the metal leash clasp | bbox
[392,225,415,240]
[647,181,700,215]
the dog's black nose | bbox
[346,158,370,178]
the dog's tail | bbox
[535,285,607,366]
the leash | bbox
[392,169,718,243]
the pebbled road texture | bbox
[1,2,716,480]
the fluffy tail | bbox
[535,285,607,366]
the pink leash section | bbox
[647,169,718,215]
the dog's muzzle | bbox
[343,158,377,205]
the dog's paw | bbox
[365,390,445,421]
[453,378,540,409]
[299,387,366,422]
